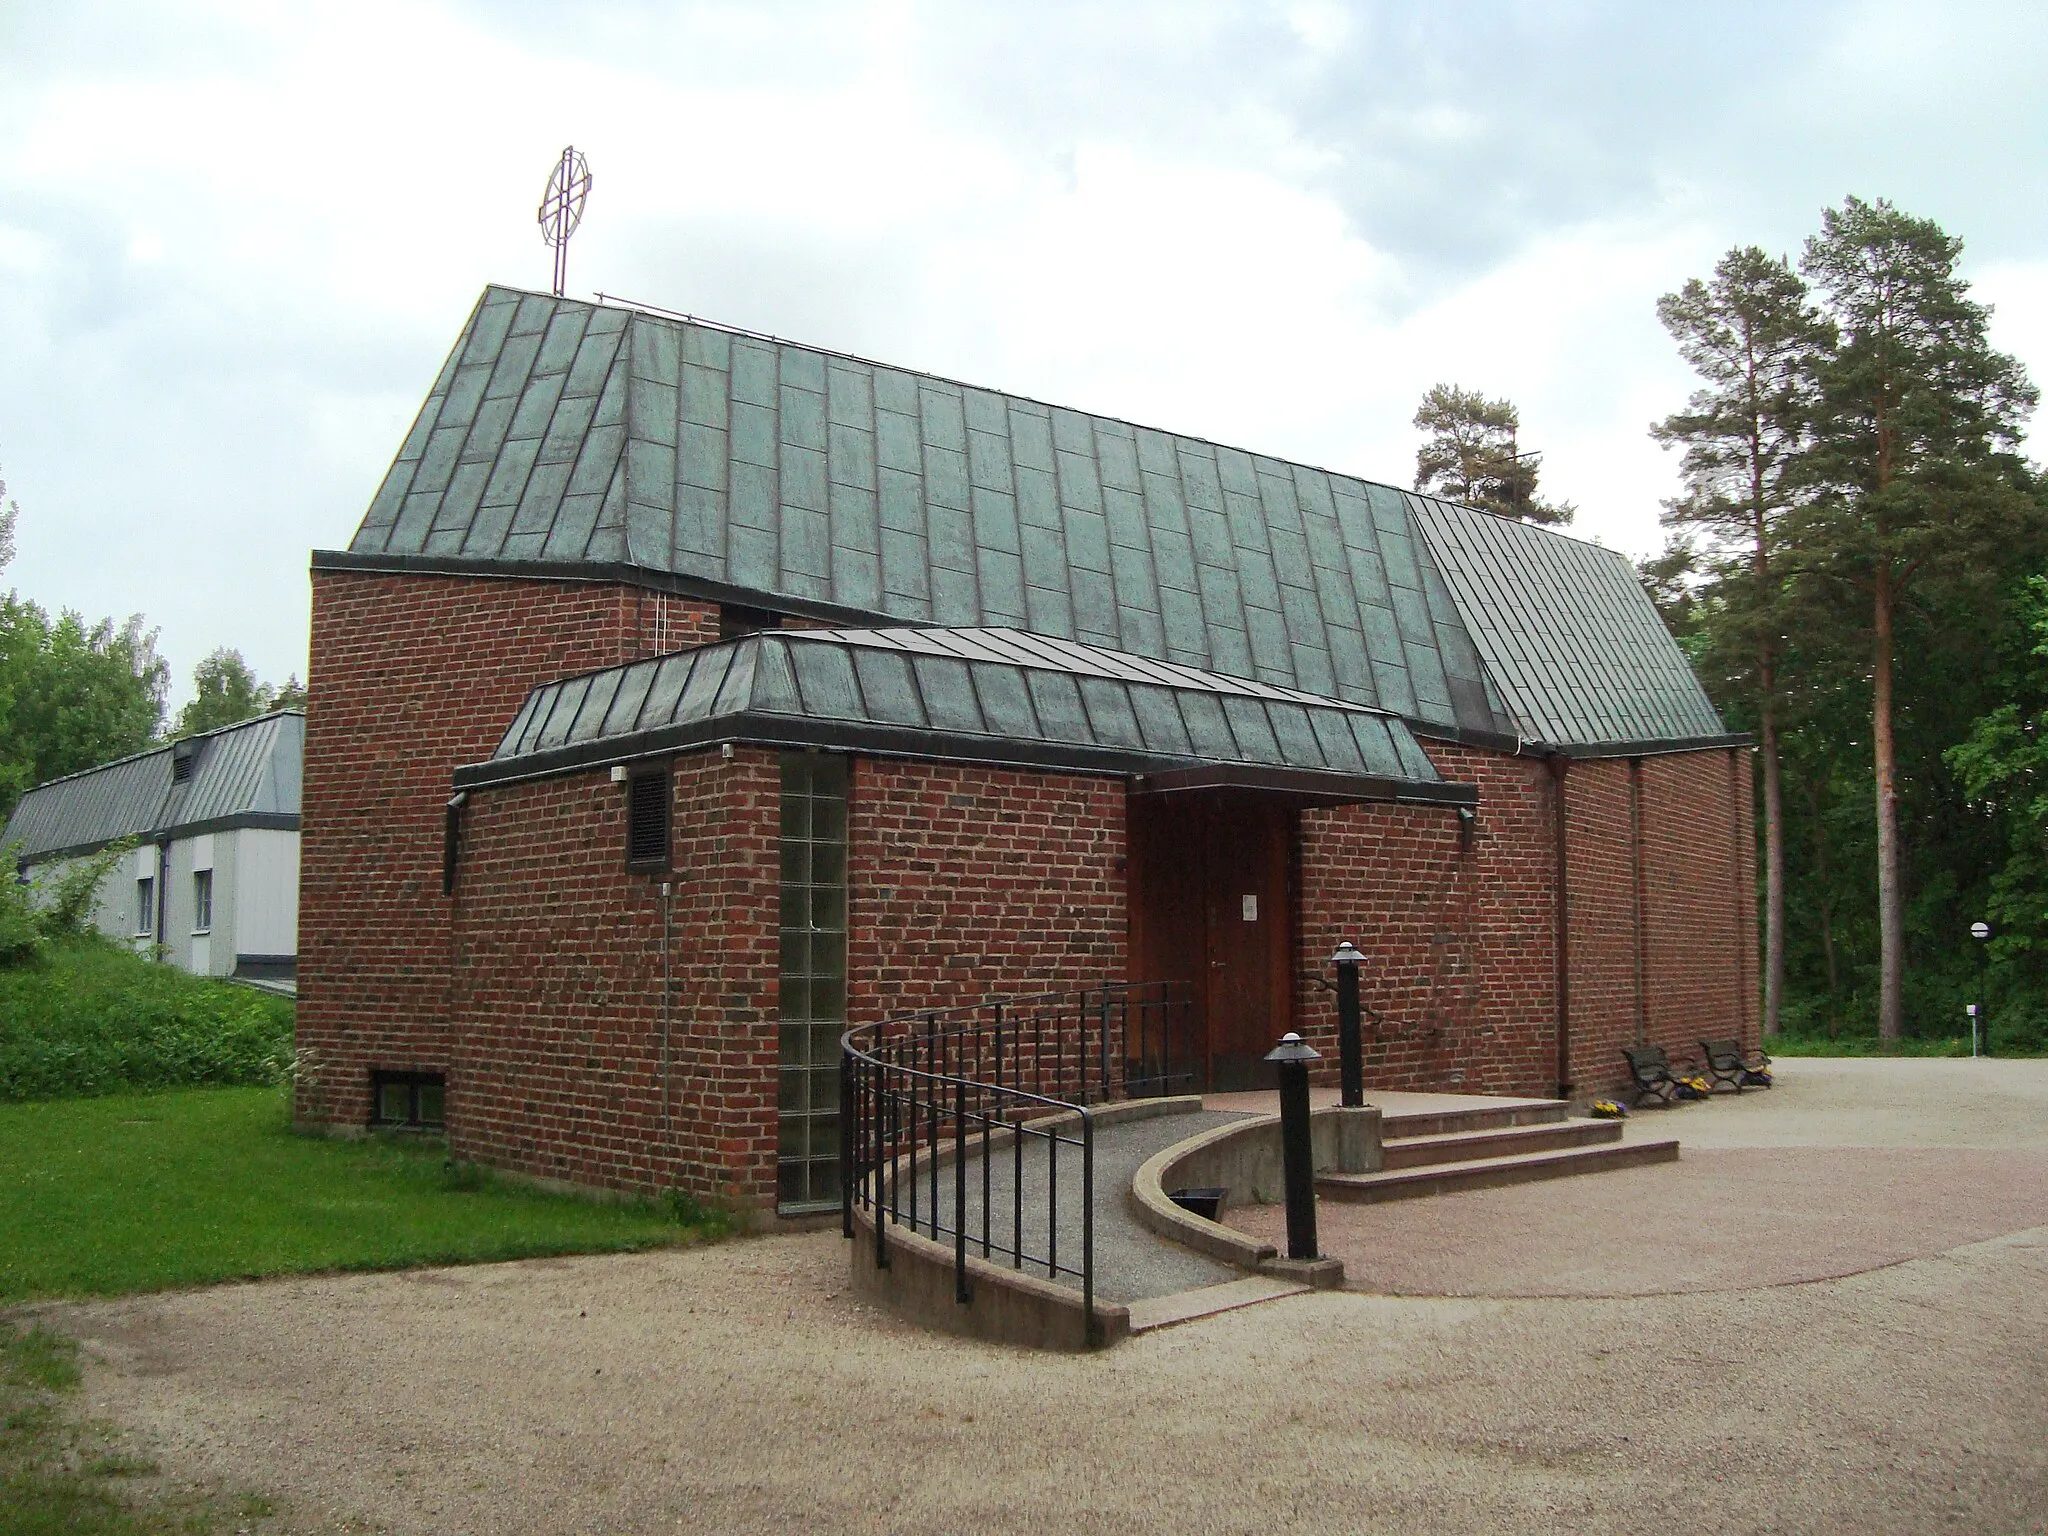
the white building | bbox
[3,711,302,985]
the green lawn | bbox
[0,1085,721,1304]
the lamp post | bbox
[1332,941,1365,1108]
[1971,921,1992,1058]
[1263,1032,1321,1262]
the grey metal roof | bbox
[1406,499,1727,747]
[457,626,1463,802]
[3,712,303,864]
[339,283,1727,752]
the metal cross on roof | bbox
[537,146,592,298]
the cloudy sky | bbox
[2,0,2043,706]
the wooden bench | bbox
[1699,1038,1772,1093]
[1621,1043,1699,1108]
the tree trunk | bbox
[1873,567,1905,1040]
[1759,677,1785,1037]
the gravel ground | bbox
[30,1058,2048,1535]
[1229,1056,2048,1296]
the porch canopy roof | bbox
[454,625,1474,806]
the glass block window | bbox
[778,753,847,1212]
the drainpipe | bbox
[660,880,673,1147]
[1547,754,1572,1100]
[1630,758,1647,1046]
[154,839,170,965]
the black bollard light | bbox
[1971,921,1992,1058]
[1332,941,1365,1108]
[1264,1032,1321,1261]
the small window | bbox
[192,869,213,932]
[135,876,154,934]
[370,1071,445,1131]
[170,739,200,784]
[626,770,671,871]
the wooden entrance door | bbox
[1129,792,1295,1091]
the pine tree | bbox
[1412,384,1575,525]
[1652,247,1828,1039]
[1792,197,2038,1039]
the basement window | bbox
[370,1071,445,1132]
[626,769,671,872]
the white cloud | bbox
[0,0,2042,712]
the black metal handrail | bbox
[840,980,1194,1348]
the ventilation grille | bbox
[170,741,199,783]
[626,772,670,870]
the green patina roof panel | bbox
[478,626,1452,794]
[355,285,1728,750]
[1405,496,1726,746]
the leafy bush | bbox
[0,838,139,969]
[0,937,293,1100]
[0,864,40,968]
[37,839,134,941]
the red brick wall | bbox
[447,748,780,1207]
[1562,757,1638,1096]
[845,758,1127,1027]
[296,569,720,1130]
[1295,740,1757,1102]
[1296,743,1559,1098]
[302,562,1757,1189]
[1637,748,1758,1073]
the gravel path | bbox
[27,1058,2048,1534]
[1232,1145,2048,1295]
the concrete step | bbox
[1381,1102,1567,1141]
[1317,1135,1679,1203]
[1380,1117,1623,1170]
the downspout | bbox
[154,839,170,964]
[661,879,673,1149]
[1547,754,1571,1100]
[1630,758,1647,1045]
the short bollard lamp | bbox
[1332,941,1366,1108]
[1264,1031,1321,1262]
